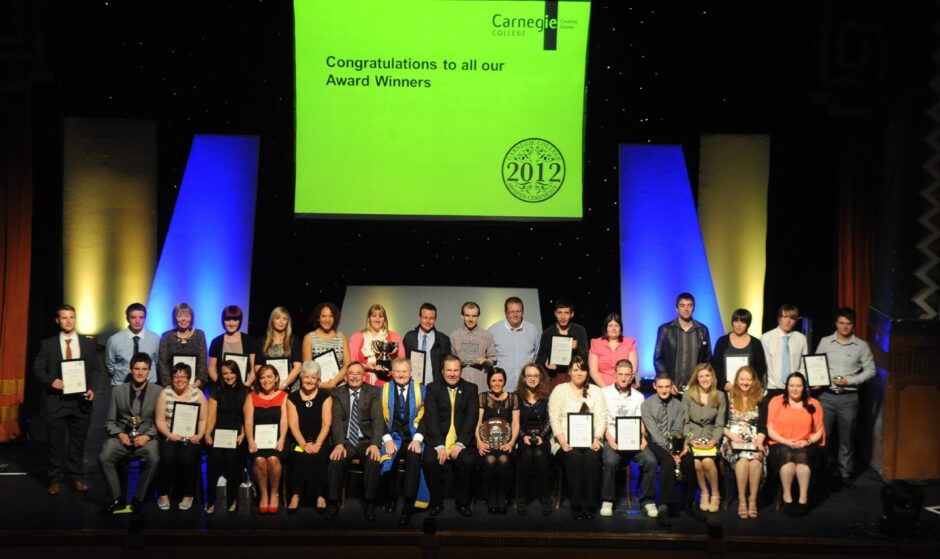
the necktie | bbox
[133,335,140,357]
[445,386,458,452]
[781,335,791,386]
[65,337,73,360]
[658,400,670,435]
[347,390,362,448]
[422,334,428,351]
[397,386,406,421]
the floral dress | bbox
[720,400,767,479]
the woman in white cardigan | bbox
[548,355,607,519]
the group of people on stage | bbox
[33,292,874,526]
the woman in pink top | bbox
[347,303,404,387]
[767,372,825,516]
[587,313,638,388]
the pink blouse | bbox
[589,336,637,386]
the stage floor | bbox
[1,438,937,558]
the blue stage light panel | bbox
[147,135,259,338]
[619,144,725,380]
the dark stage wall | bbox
[12,1,936,385]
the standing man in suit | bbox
[32,304,100,495]
[98,353,161,513]
[417,354,479,517]
[403,302,452,385]
[326,361,385,520]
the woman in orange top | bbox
[766,372,825,516]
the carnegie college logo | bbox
[501,138,565,202]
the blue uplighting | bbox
[147,135,260,338]
[618,144,724,379]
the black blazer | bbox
[105,382,161,438]
[402,327,452,384]
[32,334,102,418]
[417,379,478,449]
[330,383,385,447]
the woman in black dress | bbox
[204,360,249,513]
[286,361,333,513]
[475,367,520,514]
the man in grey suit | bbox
[98,353,161,513]
[32,304,100,495]
[326,361,386,520]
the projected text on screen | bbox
[294,0,590,219]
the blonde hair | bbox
[730,366,763,412]
[262,306,294,357]
[685,363,721,408]
[361,303,389,334]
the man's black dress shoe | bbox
[131,497,145,515]
[456,504,472,517]
[399,506,413,527]
[384,501,397,514]
[428,505,443,517]
[363,502,377,521]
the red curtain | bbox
[836,119,874,342]
[0,85,33,442]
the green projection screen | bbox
[294,0,591,219]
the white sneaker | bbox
[600,501,614,516]
[644,503,659,518]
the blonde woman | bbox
[683,363,726,512]
[255,307,302,391]
[348,304,404,386]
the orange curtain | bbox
[836,119,874,341]
[0,85,33,442]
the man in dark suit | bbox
[32,304,100,495]
[417,354,479,517]
[327,361,386,520]
[98,353,161,513]
[402,302,452,385]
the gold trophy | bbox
[126,415,142,439]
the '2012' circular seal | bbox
[501,138,566,202]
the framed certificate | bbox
[724,355,750,378]
[550,336,574,366]
[172,354,198,384]
[266,357,290,383]
[255,424,278,450]
[213,428,238,449]
[314,350,340,383]
[615,416,642,451]
[802,354,831,387]
[567,412,594,448]
[60,359,87,395]
[171,401,200,438]
[410,350,426,384]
